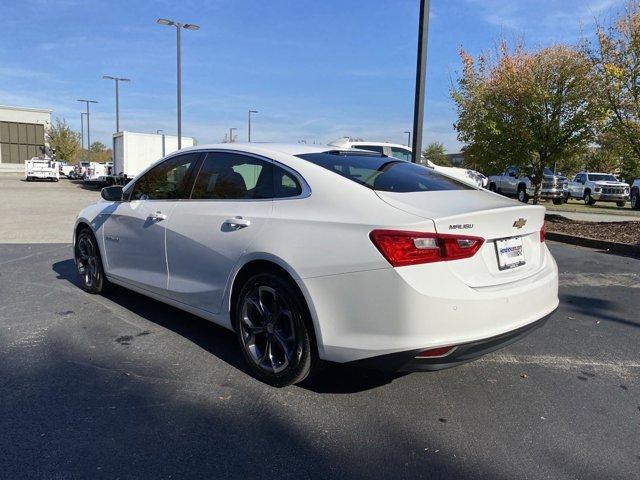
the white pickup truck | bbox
[629,179,639,210]
[567,172,630,207]
[83,162,114,186]
[24,157,59,182]
[488,166,568,204]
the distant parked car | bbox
[488,166,567,204]
[59,162,75,177]
[568,172,630,207]
[328,138,488,187]
[631,179,640,210]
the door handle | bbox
[148,211,167,221]
[224,216,251,230]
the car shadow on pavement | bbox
[52,258,406,393]
[563,293,640,328]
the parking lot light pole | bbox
[77,99,98,151]
[102,75,130,133]
[248,110,258,142]
[411,0,430,163]
[80,112,86,151]
[404,130,411,147]
[157,129,166,157]
[156,18,200,150]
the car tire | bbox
[616,200,626,208]
[517,187,529,203]
[233,272,315,387]
[632,189,640,210]
[584,191,596,205]
[74,227,109,294]
[489,183,496,192]
[552,198,563,205]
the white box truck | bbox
[111,131,196,184]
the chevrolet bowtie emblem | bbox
[513,218,527,229]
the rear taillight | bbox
[369,230,484,267]
[540,223,546,243]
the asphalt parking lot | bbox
[1,175,639,479]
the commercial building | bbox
[0,105,52,168]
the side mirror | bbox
[508,171,516,177]
[101,185,123,202]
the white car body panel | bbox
[74,143,558,365]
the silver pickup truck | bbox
[568,172,630,207]
[488,166,568,204]
[630,179,639,210]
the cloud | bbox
[466,0,626,42]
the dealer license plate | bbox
[495,237,525,271]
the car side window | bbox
[130,153,200,201]
[390,147,412,162]
[191,152,274,200]
[273,165,302,198]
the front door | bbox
[165,151,277,313]
[102,152,201,294]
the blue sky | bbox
[0,0,626,151]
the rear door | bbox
[166,151,287,313]
[102,152,202,294]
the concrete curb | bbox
[546,231,640,257]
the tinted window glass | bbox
[588,174,617,182]
[390,147,412,162]
[273,166,303,198]
[297,152,473,192]
[130,153,200,200]
[353,144,384,154]
[191,152,274,199]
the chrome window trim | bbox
[183,148,312,202]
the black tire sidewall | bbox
[74,228,106,294]
[233,273,313,387]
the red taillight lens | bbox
[369,230,484,267]
[540,223,546,243]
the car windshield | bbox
[588,174,617,182]
[296,151,474,192]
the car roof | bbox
[177,142,338,157]
[328,138,411,150]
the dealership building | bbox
[0,105,52,170]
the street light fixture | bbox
[248,110,258,142]
[157,129,166,157]
[77,99,98,150]
[404,130,411,147]
[156,18,200,149]
[229,127,237,143]
[102,75,131,133]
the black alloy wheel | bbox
[234,273,314,387]
[74,228,108,294]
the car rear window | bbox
[296,151,474,192]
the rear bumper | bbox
[302,244,559,364]
[347,313,551,372]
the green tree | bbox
[88,141,112,163]
[587,2,640,180]
[46,118,80,162]
[421,142,450,166]
[452,41,604,203]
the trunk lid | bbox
[376,190,546,287]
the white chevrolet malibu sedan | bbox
[73,144,559,386]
